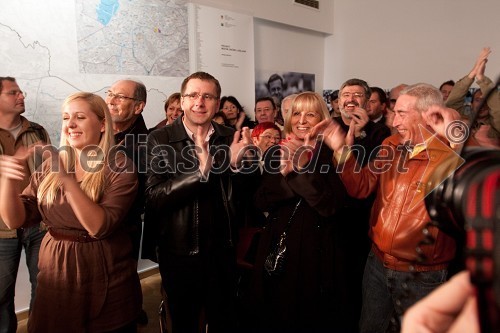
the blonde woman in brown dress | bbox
[0,92,141,332]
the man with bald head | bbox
[386,84,408,134]
[388,83,408,110]
[280,93,298,122]
[320,83,461,332]
[105,79,149,325]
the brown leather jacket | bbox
[338,132,459,271]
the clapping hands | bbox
[469,47,491,81]
[229,127,252,169]
[279,133,316,177]
[308,118,351,151]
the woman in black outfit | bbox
[249,92,350,333]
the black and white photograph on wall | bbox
[323,89,334,110]
[323,88,340,117]
[255,71,315,125]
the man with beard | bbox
[335,79,391,166]
[331,78,391,331]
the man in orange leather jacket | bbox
[313,83,464,333]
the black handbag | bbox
[264,199,302,276]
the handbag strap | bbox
[282,198,302,236]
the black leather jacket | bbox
[144,118,239,257]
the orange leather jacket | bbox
[338,133,460,271]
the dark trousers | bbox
[359,251,448,333]
[0,227,45,333]
[159,251,238,333]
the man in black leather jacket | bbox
[144,72,252,333]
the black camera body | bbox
[426,147,500,332]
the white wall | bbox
[201,0,500,95]
[324,0,500,91]
[193,0,330,97]
[254,18,326,89]
[191,0,334,34]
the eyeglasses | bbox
[340,92,364,99]
[105,91,138,102]
[182,92,218,102]
[1,90,27,98]
[259,134,281,141]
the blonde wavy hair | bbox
[37,92,114,205]
[283,91,330,136]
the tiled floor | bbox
[16,270,163,333]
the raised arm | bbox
[0,155,27,228]
[235,111,246,131]
[446,47,491,115]
[229,127,252,169]
[486,81,500,136]
[308,118,351,153]
[472,47,491,82]
[465,47,500,140]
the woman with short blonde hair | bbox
[251,90,350,332]
[283,91,330,137]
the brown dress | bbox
[20,158,141,333]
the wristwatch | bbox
[356,130,367,139]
